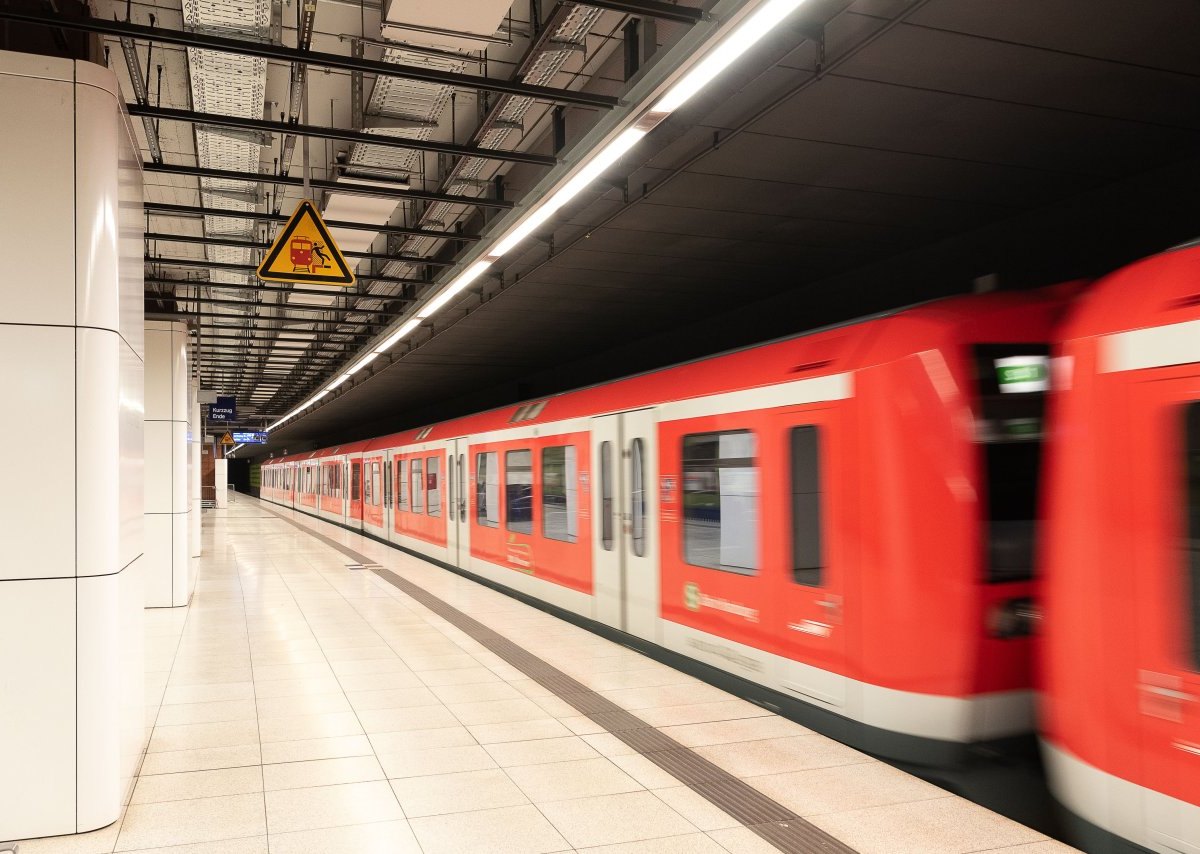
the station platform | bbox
[15,495,1077,854]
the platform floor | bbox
[14,495,1077,854]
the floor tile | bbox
[259,734,373,764]
[264,780,404,834]
[746,762,946,816]
[147,719,260,753]
[447,698,550,726]
[485,735,602,767]
[267,820,422,854]
[694,735,870,777]
[651,786,740,831]
[105,838,266,854]
[153,699,258,727]
[389,768,530,817]
[130,766,263,804]
[504,757,643,803]
[254,692,351,719]
[114,793,265,851]
[139,744,262,776]
[345,686,440,711]
[10,820,123,854]
[538,789,698,848]
[378,744,498,778]
[408,804,570,854]
[357,704,461,734]
[467,718,574,744]
[660,715,811,747]
[257,710,363,743]
[577,833,729,854]
[262,755,385,791]
[805,796,1047,854]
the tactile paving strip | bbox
[263,507,858,854]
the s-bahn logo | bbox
[684,582,701,611]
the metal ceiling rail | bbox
[0,11,620,109]
[145,232,455,266]
[172,295,399,317]
[579,0,705,24]
[129,105,561,167]
[145,277,418,300]
[197,323,379,342]
[146,255,447,279]
[142,202,494,236]
[191,334,359,351]
[145,162,513,210]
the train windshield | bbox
[973,344,1051,583]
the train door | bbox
[445,439,470,568]
[591,409,658,641]
[384,449,396,541]
[1132,377,1200,852]
[342,458,350,523]
[770,406,847,708]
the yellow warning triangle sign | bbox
[220,432,235,446]
[257,200,355,286]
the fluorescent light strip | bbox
[277,0,805,432]
[654,0,807,113]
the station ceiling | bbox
[19,0,1200,454]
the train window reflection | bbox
[631,438,647,557]
[398,459,409,511]
[506,450,534,535]
[542,446,578,543]
[428,456,441,517]
[1187,403,1200,669]
[476,452,499,527]
[352,462,361,501]
[411,458,424,513]
[791,426,824,586]
[601,442,614,551]
[683,431,758,574]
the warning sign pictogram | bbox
[256,200,355,285]
[220,432,235,446]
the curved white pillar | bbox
[145,320,190,608]
[0,53,147,840]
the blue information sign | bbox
[233,432,269,444]
[209,396,237,422]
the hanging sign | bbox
[233,432,269,444]
[209,396,236,422]
[256,199,355,285]
[219,432,235,446]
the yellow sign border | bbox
[256,199,355,286]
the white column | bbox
[0,53,147,839]
[189,380,202,558]
[215,458,230,508]
[145,321,190,608]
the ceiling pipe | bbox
[142,202,487,239]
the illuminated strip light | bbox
[282,0,808,429]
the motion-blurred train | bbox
[261,243,1200,854]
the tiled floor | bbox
[11,496,1079,853]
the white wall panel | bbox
[74,80,121,334]
[143,420,174,514]
[0,578,76,840]
[118,556,146,801]
[119,339,144,571]
[143,322,178,422]
[0,324,75,580]
[77,328,120,578]
[172,511,189,606]
[76,572,121,831]
[172,420,189,513]
[189,386,201,558]
[0,65,73,326]
[143,513,173,607]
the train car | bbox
[1041,244,1200,853]
[262,287,1066,763]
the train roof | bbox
[1061,242,1200,340]
[268,288,1067,463]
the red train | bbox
[261,243,1200,853]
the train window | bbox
[371,462,381,506]
[631,438,647,557]
[411,458,425,513]
[542,446,578,543]
[476,452,499,527]
[791,426,824,586]
[458,454,466,522]
[682,431,758,574]
[974,344,1049,583]
[352,462,361,501]
[397,459,409,511]
[447,456,455,522]
[1186,403,1200,669]
[601,442,614,551]
[428,456,441,517]
[506,450,534,535]
[384,459,392,508]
